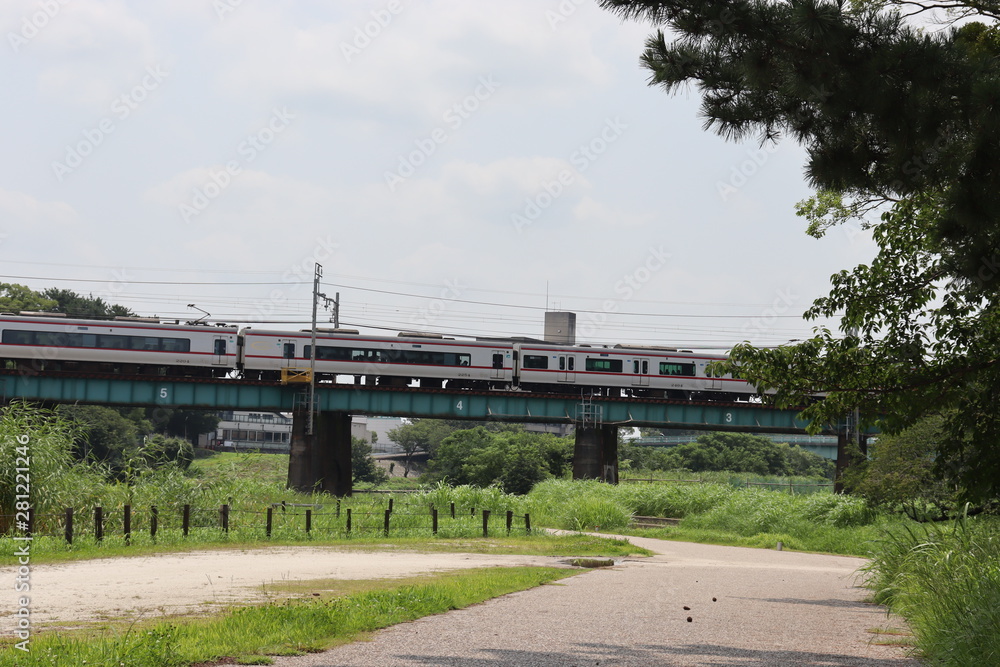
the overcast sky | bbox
[0,1,875,350]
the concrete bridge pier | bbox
[573,424,619,483]
[287,409,353,496]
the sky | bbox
[0,0,876,351]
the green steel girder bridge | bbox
[0,371,857,495]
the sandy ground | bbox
[2,547,570,632]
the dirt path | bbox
[2,547,570,631]
[269,536,922,666]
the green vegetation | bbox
[620,433,834,479]
[864,514,1000,664]
[0,567,579,666]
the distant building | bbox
[199,412,407,455]
[201,411,292,454]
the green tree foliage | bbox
[56,404,140,467]
[623,433,834,477]
[424,427,572,494]
[0,283,57,312]
[41,287,135,318]
[0,283,137,317]
[140,434,195,470]
[352,436,389,485]
[601,0,1000,501]
[842,416,964,519]
[387,419,481,476]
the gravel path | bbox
[270,536,922,667]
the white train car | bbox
[0,314,239,376]
[239,329,516,387]
[514,342,756,400]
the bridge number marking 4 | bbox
[725,412,733,423]
[456,401,463,411]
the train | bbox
[0,313,756,401]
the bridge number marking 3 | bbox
[725,412,733,423]
[159,387,169,400]
[456,401,463,411]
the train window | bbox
[214,340,227,356]
[568,357,575,371]
[161,338,190,352]
[633,360,639,374]
[585,358,623,373]
[522,355,548,369]
[1,330,33,345]
[642,360,648,374]
[659,362,695,376]
[492,353,503,369]
[99,335,129,349]
[559,356,565,371]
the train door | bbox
[704,364,723,390]
[212,337,229,366]
[557,354,575,382]
[491,350,505,380]
[631,358,650,386]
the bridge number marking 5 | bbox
[456,401,463,411]
[159,387,169,400]
[725,412,733,423]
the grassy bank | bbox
[864,513,1000,664]
[525,478,889,556]
[0,566,579,666]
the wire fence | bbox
[0,501,532,544]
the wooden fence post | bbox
[450,502,455,519]
[383,509,391,536]
[346,508,352,534]
[123,505,131,545]
[482,509,490,538]
[150,506,158,540]
[506,510,513,535]
[266,507,273,538]
[305,509,312,534]
[220,504,230,533]
[432,507,438,535]
[524,513,531,534]
[94,506,103,542]
[388,498,394,513]
[182,504,190,537]
[64,507,73,545]
[336,499,341,518]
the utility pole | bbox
[308,264,322,435]
[334,292,340,329]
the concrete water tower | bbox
[544,311,576,345]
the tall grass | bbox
[863,513,1000,664]
[525,479,890,556]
